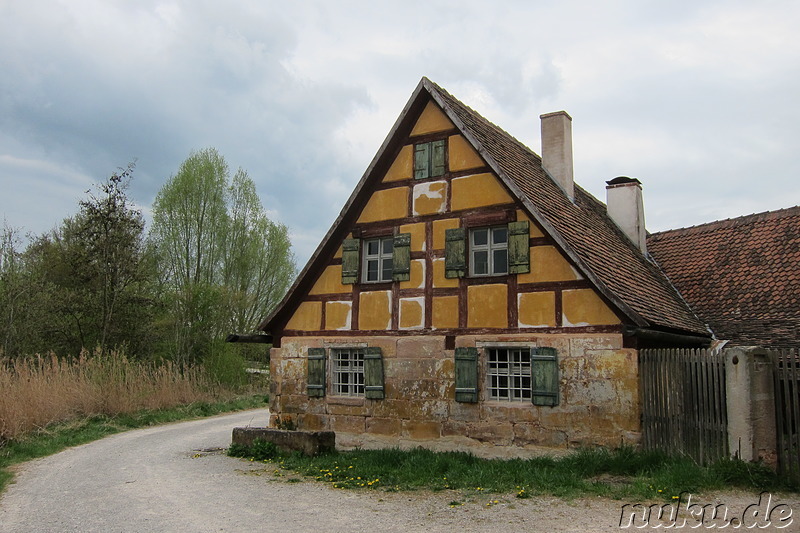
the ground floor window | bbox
[487,347,532,401]
[332,348,365,397]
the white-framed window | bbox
[362,236,394,283]
[332,348,365,397]
[469,226,508,276]
[487,347,532,401]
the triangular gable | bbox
[260,77,707,337]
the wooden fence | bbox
[771,348,800,483]
[640,348,728,464]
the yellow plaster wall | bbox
[516,210,545,238]
[451,173,514,212]
[410,101,454,136]
[448,135,483,172]
[400,259,425,290]
[357,187,409,223]
[467,284,508,329]
[400,222,426,252]
[383,145,413,182]
[432,218,460,250]
[309,265,351,295]
[518,291,556,328]
[333,244,343,259]
[359,291,392,330]
[285,301,322,331]
[562,289,621,326]
[399,297,424,329]
[325,301,352,330]
[432,296,459,329]
[412,181,447,216]
[517,246,581,284]
[432,258,458,288]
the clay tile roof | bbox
[648,206,800,347]
[426,79,708,335]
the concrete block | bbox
[231,427,335,456]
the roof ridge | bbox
[650,205,800,240]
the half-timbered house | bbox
[258,78,711,448]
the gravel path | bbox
[0,409,796,532]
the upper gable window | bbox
[362,236,394,283]
[414,140,446,179]
[469,226,508,276]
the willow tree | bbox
[149,148,295,362]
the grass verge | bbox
[0,394,268,494]
[232,443,791,501]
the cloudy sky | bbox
[2,0,799,265]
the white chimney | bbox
[540,111,574,201]
[606,177,647,253]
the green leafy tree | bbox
[149,148,295,363]
[6,164,157,357]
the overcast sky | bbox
[2,0,799,265]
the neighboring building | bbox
[258,77,712,449]
[648,206,800,349]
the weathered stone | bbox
[402,420,442,440]
[441,419,469,437]
[480,403,539,424]
[391,379,446,400]
[330,415,366,433]
[231,427,335,456]
[449,402,480,422]
[395,336,444,359]
[366,417,402,436]
[327,402,367,416]
[300,413,329,431]
[467,422,514,445]
[512,423,567,447]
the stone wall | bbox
[270,332,640,449]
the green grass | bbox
[0,394,268,494]
[234,445,791,500]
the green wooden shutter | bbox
[364,347,385,399]
[307,347,326,398]
[341,238,360,284]
[392,233,411,282]
[444,227,466,278]
[531,347,559,406]
[414,143,430,179]
[431,139,446,177]
[455,347,479,403]
[508,221,530,274]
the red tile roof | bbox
[648,206,800,347]
[428,79,707,335]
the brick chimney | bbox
[606,176,647,253]
[540,111,574,201]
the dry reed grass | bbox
[0,349,224,442]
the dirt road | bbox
[0,409,795,532]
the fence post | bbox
[725,346,777,465]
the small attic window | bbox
[414,140,446,179]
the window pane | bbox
[382,238,393,255]
[472,228,488,246]
[367,259,378,281]
[381,258,393,281]
[473,250,488,275]
[367,240,379,255]
[493,249,508,274]
[492,227,507,244]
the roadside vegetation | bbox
[230,442,789,501]
[0,149,288,494]
[0,392,266,493]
